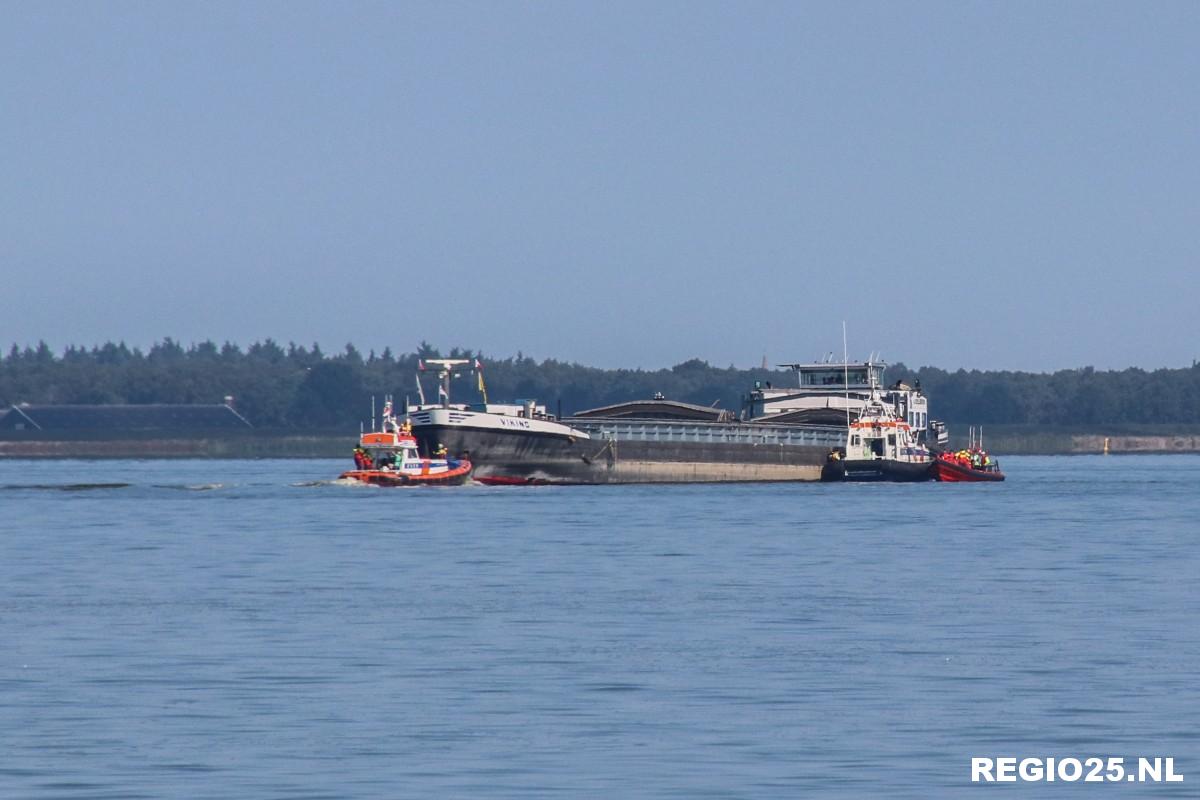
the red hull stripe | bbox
[475,476,573,486]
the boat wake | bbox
[151,483,228,491]
[1,482,132,491]
[293,477,369,488]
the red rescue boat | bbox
[932,451,1005,482]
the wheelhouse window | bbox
[800,368,871,387]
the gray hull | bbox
[414,421,841,484]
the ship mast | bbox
[422,358,470,408]
[842,321,851,432]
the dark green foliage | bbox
[887,362,1200,425]
[2,341,1198,428]
[291,362,364,426]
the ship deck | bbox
[564,417,844,448]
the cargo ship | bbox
[404,357,946,485]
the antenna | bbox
[843,321,851,432]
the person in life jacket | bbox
[353,447,367,469]
[434,443,448,457]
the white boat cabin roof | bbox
[773,360,887,391]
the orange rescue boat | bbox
[341,403,473,486]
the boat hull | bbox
[820,458,934,482]
[339,460,473,486]
[931,458,1005,482]
[413,423,835,484]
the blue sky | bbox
[2,2,1196,371]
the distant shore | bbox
[0,431,351,459]
[3,425,1200,458]
[942,423,1200,455]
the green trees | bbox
[2,340,1197,429]
[291,362,363,427]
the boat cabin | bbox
[843,407,925,463]
[793,362,884,390]
[358,398,450,473]
[358,430,436,472]
[745,358,945,446]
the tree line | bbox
[2,339,1198,428]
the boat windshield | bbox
[797,366,882,387]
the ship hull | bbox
[414,423,833,484]
[338,466,473,486]
[820,458,934,482]
[339,457,473,486]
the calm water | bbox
[1,456,1197,798]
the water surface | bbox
[2,456,1196,797]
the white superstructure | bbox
[744,358,947,447]
[408,406,590,440]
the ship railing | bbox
[568,418,841,447]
